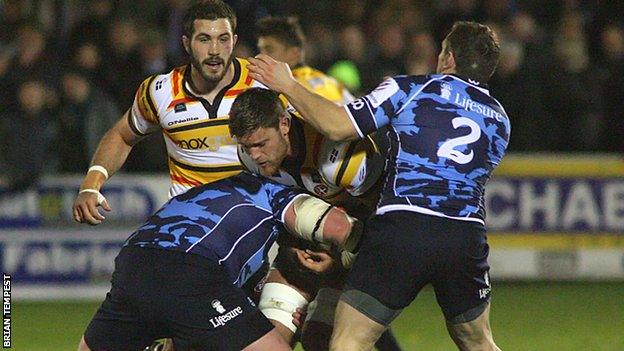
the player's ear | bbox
[445,50,457,71]
[233,34,238,46]
[182,35,191,54]
[279,113,291,135]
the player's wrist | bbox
[78,189,106,205]
[80,165,108,191]
[88,165,109,179]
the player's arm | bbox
[248,54,358,142]
[72,111,144,225]
[283,194,361,267]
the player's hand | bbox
[72,190,111,225]
[294,248,336,273]
[292,307,307,328]
[247,54,298,93]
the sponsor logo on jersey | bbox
[453,94,505,122]
[367,78,399,108]
[167,116,199,126]
[176,135,234,151]
[209,305,243,328]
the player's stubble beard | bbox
[189,47,234,89]
[258,133,290,177]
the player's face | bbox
[185,19,237,83]
[238,118,290,176]
[257,36,294,65]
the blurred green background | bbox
[14,282,624,350]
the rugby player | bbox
[252,19,401,350]
[250,17,401,351]
[248,21,509,351]
[73,0,277,223]
[77,171,362,351]
[231,87,403,351]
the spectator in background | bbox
[364,24,406,91]
[163,0,192,66]
[597,24,624,152]
[1,22,60,114]
[66,0,115,58]
[57,69,119,173]
[0,79,57,192]
[101,17,168,172]
[140,28,170,76]
[404,29,438,75]
[102,18,143,108]
[70,41,107,85]
[0,0,28,46]
[547,11,603,151]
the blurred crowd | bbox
[0,0,622,191]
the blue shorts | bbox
[345,211,491,324]
[84,247,274,351]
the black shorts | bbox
[346,211,491,322]
[84,247,274,351]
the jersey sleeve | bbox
[129,76,161,135]
[264,181,306,223]
[343,77,408,138]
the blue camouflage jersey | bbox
[344,74,510,224]
[125,171,304,287]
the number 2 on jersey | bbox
[437,117,481,164]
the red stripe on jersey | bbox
[172,69,181,96]
[244,74,253,86]
[224,89,245,97]
[170,173,203,186]
[167,97,194,109]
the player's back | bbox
[346,74,510,223]
[125,172,302,286]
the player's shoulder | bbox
[140,65,187,105]
[294,65,347,102]
[233,57,267,89]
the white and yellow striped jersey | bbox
[129,58,266,197]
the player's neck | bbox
[285,129,295,158]
[189,64,235,102]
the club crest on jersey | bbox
[174,103,187,113]
[440,83,452,100]
[211,299,226,313]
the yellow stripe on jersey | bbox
[136,75,159,124]
[164,118,234,151]
[168,157,243,187]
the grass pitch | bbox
[12,282,624,350]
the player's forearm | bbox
[284,82,357,141]
[80,125,135,191]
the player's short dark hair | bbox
[444,21,500,83]
[256,16,305,49]
[229,88,285,138]
[183,0,237,38]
